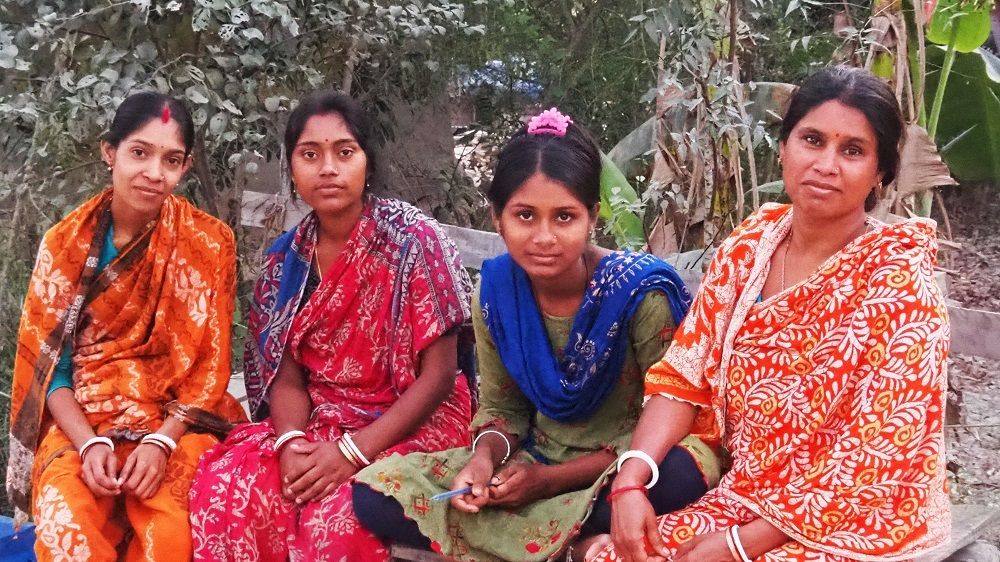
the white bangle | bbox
[729,525,752,562]
[341,432,371,467]
[274,430,307,452]
[141,433,177,453]
[79,436,114,459]
[616,450,660,489]
[472,429,511,465]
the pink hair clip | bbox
[527,107,572,137]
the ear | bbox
[100,140,116,168]
[490,207,502,236]
[777,141,786,163]
[181,155,194,176]
[589,203,600,229]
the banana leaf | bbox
[599,152,646,250]
[925,46,1000,182]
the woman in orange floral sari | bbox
[590,67,950,562]
[6,92,245,561]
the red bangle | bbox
[607,484,648,502]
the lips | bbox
[801,179,838,193]
[133,185,163,197]
[314,183,345,192]
[526,254,559,264]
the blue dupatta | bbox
[479,251,692,423]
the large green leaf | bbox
[925,46,1000,182]
[927,0,992,53]
[599,152,646,250]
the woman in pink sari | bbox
[188,90,473,561]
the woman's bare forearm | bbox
[46,388,97,448]
[614,395,696,487]
[270,354,312,434]
[352,335,458,459]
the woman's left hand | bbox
[672,531,735,562]
[487,462,551,508]
[285,440,357,504]
[119,443,169,500]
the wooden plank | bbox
[227,372,251,416]
[948,305,1000,360]
[916,504,1000,562]
[439,224,506,270]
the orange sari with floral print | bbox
[5,189,246,560]
[594,204,950,562]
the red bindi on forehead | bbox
[161,106,171,123]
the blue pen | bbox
[430,478,501,502]
[430,486,474,502]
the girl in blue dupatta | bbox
[352,109,720,562]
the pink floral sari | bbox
[189,197,473,561]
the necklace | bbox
[313,251,325,280]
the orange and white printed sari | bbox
[593,204,950,561]
[6,189,246,560]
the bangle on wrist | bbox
[141,433,177,454]
[616,450,660,489]
[79,436,114,460]
[336,438,361,468]
[341,432,371,467]
[728,525,752,562]
[606,484,648,502]
[472,429,511,465]
[141,438,171,456]
[274,430,307,452]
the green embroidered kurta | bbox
[355,286,720,561]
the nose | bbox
[144,158,165,181]
[320,152,339,176]
[532,221,557,246]
[813,146,839,175]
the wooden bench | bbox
[237,191,1000,562]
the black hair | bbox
[780,66,905,211]
[487,118,602,213]
[284,89,379,190]
[104,91,195,157]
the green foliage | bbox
[926,46,1000,182]
[598,153,645,250]
[451,1,658,147]
[927,0,993,53]
[0,0,478,219]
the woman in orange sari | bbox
[6,92,245,561]
[591,66,950,562]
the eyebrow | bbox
[127,138,186,155]
[507,202,584,212]
[799,127,873,145]
[295,138,359,148]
